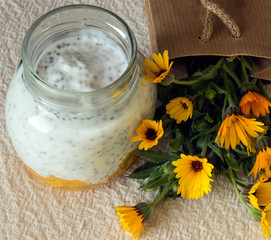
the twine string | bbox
[199,0,241,43]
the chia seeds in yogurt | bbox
[36,30,128,92]
[5,6,157,190]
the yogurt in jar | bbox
[36,30,128,92]
[5,29,156,189]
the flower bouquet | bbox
[116,51,271,239]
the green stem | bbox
[228,168,251,211]
[191,92,201,100]
[173,79,205,85]
[241,57,249,82]
[189,132,205,143]
[188,142,193,155]
[222,63,241,87]
[173,57,224,85]
[222,95,228,119]
[201,134,210,157]
[223,69,234,106]
[151,184,169,207]
[216,57,225,67]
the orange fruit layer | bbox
[27,150,138,191]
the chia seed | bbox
[5,29,157,185]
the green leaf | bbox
[160,161,175,174]
[175,58,224,86]
[208,143,224,161]
[149,167,162,180]
[206,122,221,134]
[192,118,209,132]
[222,63,241,87]
[174,193,179,199]
[129,162,157,179]
[225,153,239,171]
[235,178,251,187]
[241,161,250,177]
[136,149,179,163]
[222,95,228,118]
[192,110,205,120]
[204,113,213,123]
[163,118,175,137]
[233,148,249,156]
[208,82,225,94]
[240,155,255,177]
[228,77,239,105]
[223,170,234,187]
[241,56,253,70]
[250,207,262,221]
[168,172,176,181]
[251,78,257,85]
[197,95,205,111]
[189,132,205,142]
[169,130,185,152]
[196,134,207,151]
[188,64,218,81]
[140,174,169,191]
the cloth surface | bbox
[0,1,267,239]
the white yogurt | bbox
[36,30,128,92]
[5,29,156,186]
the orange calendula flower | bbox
[172,154,214,199]
[144,50,173,83]
[166,97,193,124]
[261,202,271,238]
[250,136,271,179]
[248,173,271,211]
[215,108,265,151]
[130,119,164,150]
[116,203,152,239]
[239,91,271,118]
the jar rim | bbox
[22,4,138,97]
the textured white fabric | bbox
[0,1,267,239]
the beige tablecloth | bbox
[0,1,267,239]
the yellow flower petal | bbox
[144,58,160,72]
[130,119,164,150]
[143,51,173,83]
[173,154,214,200]
[152,52,165,69]
[166,97,193,124]
[235,119,249,146]
[216,110,265,151]
[163,50,169,69]
[261,203,271,238]
[116,205,148,240]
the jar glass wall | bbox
[5,5,157,190]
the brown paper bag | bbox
[145,0,271,80]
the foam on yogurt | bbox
[36,30,128,92]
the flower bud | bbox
[255,135,271,153]
[161,73,175,86]
[205,87,216,100]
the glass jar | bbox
[5,5,156,190]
